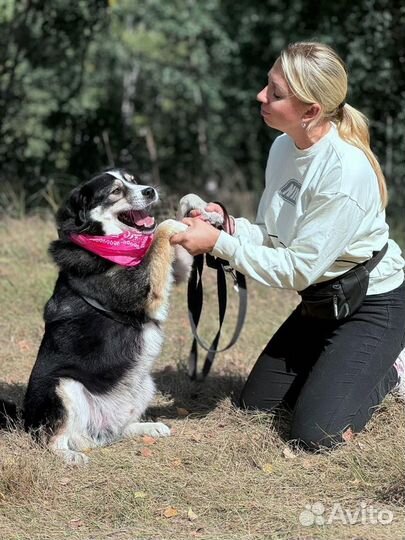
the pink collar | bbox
[70,230,153,267]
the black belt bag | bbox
[299,243,388,321]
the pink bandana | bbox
[70,230,153,267]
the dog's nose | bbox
[141,187,156,200]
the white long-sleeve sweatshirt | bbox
[211,124,404,294]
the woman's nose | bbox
[257,86,268,104]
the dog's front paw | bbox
[123,421,171,438]
[144,421,171,438]
[156,219,188,238]
[178,194,207,218]
[178,194,224,228]
[202,210,225,228]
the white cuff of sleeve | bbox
[210,230,239,261]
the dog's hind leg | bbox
[49,378,97,465]
[49,434,90,465]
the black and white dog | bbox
[18,169,192,464]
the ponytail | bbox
[336,104,388,207]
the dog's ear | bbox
[56,185,90,239]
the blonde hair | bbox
[279,42,388,207]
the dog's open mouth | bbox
[118,209,156,233]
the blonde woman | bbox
[171,42,405,450]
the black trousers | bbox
[239,280,405,450]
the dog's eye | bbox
[111,187,122,196]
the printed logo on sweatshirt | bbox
[279,179,301,205]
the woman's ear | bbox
[302,103,322,124]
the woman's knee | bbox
[289,418,350,451]
[238,384,281,412]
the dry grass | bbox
[0,216,404,540]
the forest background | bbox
[0,0,404,240]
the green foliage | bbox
[0,0,403,233]
[0,0,108,201]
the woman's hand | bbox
[170,217,221,256]
[189,203,235,235]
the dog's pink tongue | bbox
[135,215,155,228]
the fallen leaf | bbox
[69,519,84,529]
[133,491,147,498]
[142,435,157,445]
[188,508,198,521]
[342,427,355,442]
[162,365,175,373]
[176,407,190,417]
[17,339,31,352]
[171,458,182,467]
[350,479,361,485]
[59,477,71,486]
[282,446,297,459]
[191,528,205,536]
[163,506,179,518]
[262,463,273,474]
[190,434,202,443]
[140,448,152,458]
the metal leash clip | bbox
[221,264,239,291]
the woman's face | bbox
[257,61,308,133]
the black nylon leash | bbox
[186,202,247,380]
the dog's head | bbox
[56,169,158,239]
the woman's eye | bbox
[273,92,281,99]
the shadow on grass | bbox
[0,382,25,429]
[0,381,26,407]
[151,366,245,415]
[150,365,293,441]
[0,369,293,442]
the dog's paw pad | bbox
[200,210,224,227]
[177,194,224,228]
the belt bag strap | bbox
[303,242,389,293]
[299,242,389,321]
[362,242,388,272]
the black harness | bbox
[78,292,159,328]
